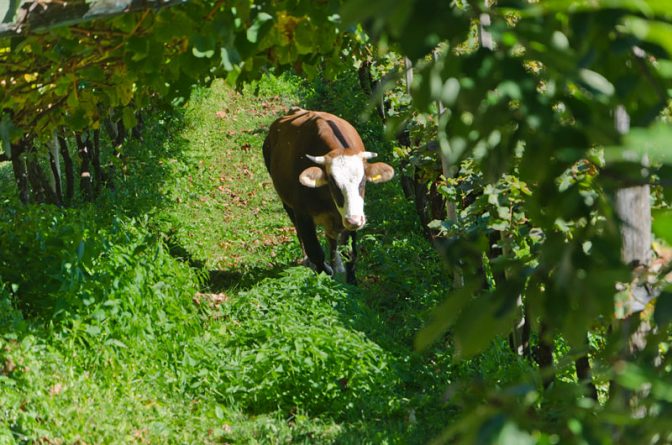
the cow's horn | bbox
[306,154,326,165]
[360,151,378,159]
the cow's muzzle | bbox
[344,215,366,231]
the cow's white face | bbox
[299,151,394,231]
[326,155,367,229]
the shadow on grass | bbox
[0,107,196,328]
[206,266,289,293]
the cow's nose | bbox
[345,215,365,230]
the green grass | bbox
[0,71,532,444]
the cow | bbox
[262,108,394,284]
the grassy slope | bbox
[0,72,529,444]
[162,74,459,443]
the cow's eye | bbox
[327,176,345,207]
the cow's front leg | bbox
[294,213,333,276]
[342,231,357,285]
[328,235,346,281]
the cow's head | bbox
[299,151,394,230]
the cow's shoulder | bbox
[313,113,363,151]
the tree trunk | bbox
[357,60,386,122]
[91,128,105,192]
[58,134,75,202]
[398,57,415,200]
[75,132,93,201]
[48,131,63,205]
[132,112,144,140]
[575,353,598,400]
[26,148,59,205]
[115,119,126,150]
[26,158,45,203]
[536,323,555,389]
[24,143,45,204]
[103,117,119,144]
[10,139,30,204]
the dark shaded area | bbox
[0,106,191,325]
[10,139,29,204]
[58,134,75,202]
[163,230,291,292]
[326,119,351,148]
[206,266,289,293]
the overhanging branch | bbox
[0,0,189,38]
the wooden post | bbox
[614,104,653,344]
[432,49,457,223]
[609,102,654,417]
[432,49,462,287]
[404,57,413,97]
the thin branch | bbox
[205,0,227,21]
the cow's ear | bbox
[299,166,328,188]
[366,162,394,183]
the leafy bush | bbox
[0,203,211,443]
[0,204,202,348]
[190,267,397,417]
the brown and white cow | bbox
[263,108,394,284]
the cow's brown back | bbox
[263,109,365,218]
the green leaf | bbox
[104,338,128,349]
[522,0,672,19]
[653,290,672,327]
[192,35,216,59]
[77,240,85,260]
[653,209,672,244]
[496,422,535,445]
[441,77,460,106]
[341,0,413,37]
[246,12,273,43]
[341,0,398,26]
[80,65,105,82]
[452,290,517,358]
[604,123,672,166]
[67,91,79,109]
[214,405,225,420]
[127,36,149,61]
[0,113,18,157]
[294,20,315,55]
[192,47,215,59]
[616,362,672,402]
[620,16,672,57]
[221,47,241,71]
[655,59,672,78]
[85,325,101,337]
[70,107,88,130]
[414,282,479,351]
[578,69,615,96]
[122,107,137,130]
